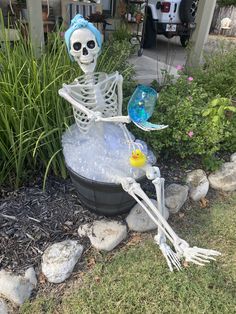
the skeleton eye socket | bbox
[87,40,95,49]
[73,42,82,51]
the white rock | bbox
[208,162,236,192]
[78,220,127,251]
[165,184,189,214]
[186,169,209,201]
[126,199,169,232]
[42,240,83,284]
[230,153,236,163]
[0,268,36,305]
[0,299,8,314]
[24,267,37,287]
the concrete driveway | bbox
[143,35,187,67]
[129,35,187,84]
[129,34,236,85]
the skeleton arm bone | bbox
[59,87,101,121]
[117,73,123,116]
[59,88,94,119]
[94,73,131,124]
[95,115,131,123]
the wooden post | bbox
[26,0,44,58]
[186,0,216,68]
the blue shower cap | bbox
[65,14,102,61]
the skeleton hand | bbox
[175,239,221,266]
[90,111,103,122]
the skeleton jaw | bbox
[77,56,97,73]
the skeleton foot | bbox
[183,247,221,266]
[120,177,220,271]
[176,239,221,266]
[154,235,182,272]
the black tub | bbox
[67,165,147,216]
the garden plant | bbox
[0,11,236,314]
[0,21,134,189]
[0,21,236,186]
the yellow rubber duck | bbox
[129,149,147,168]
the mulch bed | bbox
[0,177,102,272]
[0,157,201,273]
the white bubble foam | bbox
[62,123,156,183]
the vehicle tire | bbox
[138,48,143,57]
[180,35,190,47]
[179,0,199,23]
[143,11,156,49]
[164,32,174,39]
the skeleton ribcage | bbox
[64,72,119,133]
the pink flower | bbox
[187,131,194,138]
[60,32,65,38]
[176,65,183,71]
[188,76,194,82]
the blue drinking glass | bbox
[128,85,168,131]
[128,85,158,123]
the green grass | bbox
[21,194,236,314]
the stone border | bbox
[1,152,235,312]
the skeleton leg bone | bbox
[120,176,221,271]
[142,165,182,271]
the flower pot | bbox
[135,13,143,24]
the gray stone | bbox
[186,169,209,201]
[0,299,8,314]
[165,184,189,214]
[208,162,236,192]
[0,268,36,305]
[24,267,37,287]
[42,240,83,284]
[126,199,169,232]
[78,220,127,251]
[230,152,236,163]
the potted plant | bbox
[135,10,143,24]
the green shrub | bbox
[144,77,219,156]
[192,48,236,98]
[112,23,132,42]
[217,0,236,6]
[203,97,236,153]
[133,73,235,167]
[0,28,134,188]
[192,48,236,153]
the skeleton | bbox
[60,16,220,271]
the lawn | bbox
[21,194,236,314]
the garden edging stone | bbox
[126,199,169,232]
[165,184,189,213]
[186,169,209,201]
[78,220,127,251]
[42,240,83,284]
[0,268,37,305]
[0,298,8,314]
[208,161,236,192]
[230,152,236,163]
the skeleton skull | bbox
[70,28,101,73]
